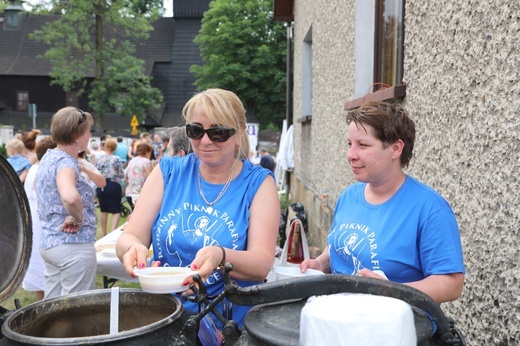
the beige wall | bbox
[289,0,519,344]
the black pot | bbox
[1,289,189,345]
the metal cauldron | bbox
[0,289,188,345]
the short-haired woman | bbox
[35,107,98,298]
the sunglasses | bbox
[186,123,236,142]
[77,108,86,125]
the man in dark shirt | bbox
[259,147,276,172]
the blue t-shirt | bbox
[7,155,31,175]
[35,149,97,249]
[114,143,128,163]
[154,154,273,327]
[328,176,465,283]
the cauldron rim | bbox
[0,155,32,303]
[1,288,184,345]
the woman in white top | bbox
[124,142,154,210]
[22,137,56,300]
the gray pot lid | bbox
[0,154,32,303]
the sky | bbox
[24,0,174,17]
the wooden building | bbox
[0,0,210,137]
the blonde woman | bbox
[117,89,280,331]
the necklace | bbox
[198,160,238,214]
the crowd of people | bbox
[3,109,190,301]
[3,89,464,343]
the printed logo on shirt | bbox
[330,223,382,275]
[154,203,240,266]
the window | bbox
[374,0,405,89]
[17,91,29,111]
[348,0,406,109]
[67,92,79,108]
[301,25,313,123]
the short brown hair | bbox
[346,101,415,168]
[51,107,93,145]
[35,137,57,161]
[136,142,152,156]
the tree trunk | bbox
[94,2,105,132]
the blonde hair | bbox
[7,138,25,155]
[104,138,118,152]
[182,88,249,160]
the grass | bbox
[2,202,137,311]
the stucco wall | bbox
[290,0,519,344]
[291,0,357,249]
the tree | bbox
[29,0,164,132]
[0,0,7,12]
[191,0,287,129]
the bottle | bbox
[286,220,304,264]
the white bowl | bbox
[134,266,198,294]
[273,266,325,280]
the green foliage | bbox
[191,0,288,130]
[29,0,164,132]
[0,0,8,12]
[0,143,6,158]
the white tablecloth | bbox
[95,225,138,283]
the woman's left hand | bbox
[61,217,81,233]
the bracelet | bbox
[217,246,226,269]
[69,216,82,227]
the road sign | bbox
[130,115,139,135]
[28,103,36,118]
[130,115,139,127]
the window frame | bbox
[374,0,405,89]
[300,25,313,124]
[16,91,29,111]
[346,0,406,110]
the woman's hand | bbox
[121,242,151,278]
[186,246,225,285]
[61,215,81,233]
[300,247,331,274]
[300,258,326,274]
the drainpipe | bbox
[284,22,293,202]
[286,22,293,128]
